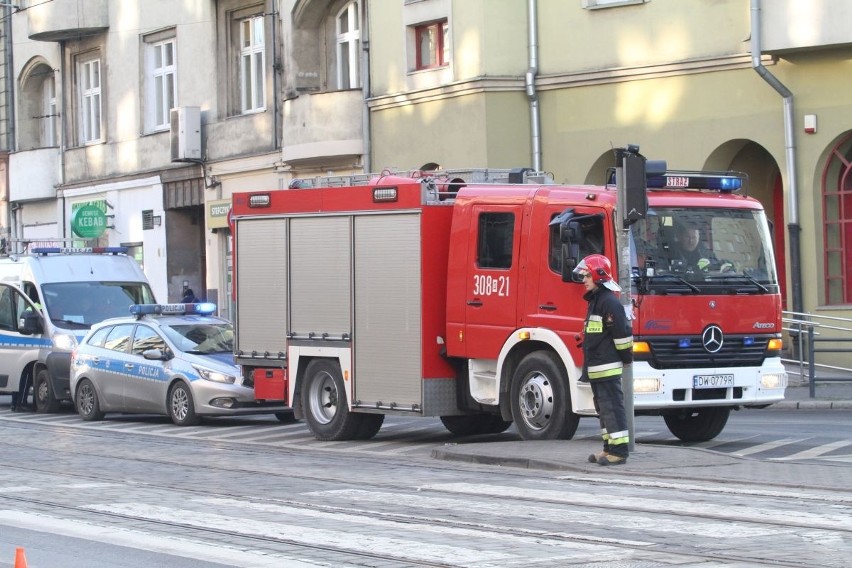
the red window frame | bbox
[822,132,852,305]
[414,20,448,70]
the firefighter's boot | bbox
[588,450,608,463]
[597,454,627,466]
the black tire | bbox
[353,413,385,440]
[440,414,512,437]
[663,407,730,442]
[75,379,105,421]
[274,411,299,424]
[510,351,579,440]
[168,382,200,426]
[301,359,363,441]
[34,368,62,414]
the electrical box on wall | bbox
[170,106,201,162]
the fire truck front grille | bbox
[645,336,770,369]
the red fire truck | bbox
[231,166,787,442]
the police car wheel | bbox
[75,379,105,421]
[168,382,200,426]
[34,369,62,414]
[510,351,579,441]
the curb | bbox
[773,400,852,410]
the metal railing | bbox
[782,311,852,398]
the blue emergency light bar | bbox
[32,246,129,255]
[646,172,745,192]
[130,303,217,317]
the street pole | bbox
[614,149,635,452]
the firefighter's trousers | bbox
[590,376,629,458]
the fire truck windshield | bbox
[630,207,778,294]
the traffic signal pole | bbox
[614,149,636,452]
[614,145,666,453]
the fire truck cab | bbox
[232,167,786,442]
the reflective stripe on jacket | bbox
[581,287,633,380]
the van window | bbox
[43,282,155,328]
[0,287,16,331]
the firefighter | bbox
[574,254,633,466]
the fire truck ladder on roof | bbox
[288,167,555,196]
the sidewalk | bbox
[433,367,852,491]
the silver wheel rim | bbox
[308,370,338,425]
[171,386,189,422]
[79,383,95,416]
[37,380,48,404]
[518,372,555,431]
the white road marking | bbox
[419,482,852,531]
[771,440,852,461]
[0,510,328,568]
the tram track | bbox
[0,418,849,567]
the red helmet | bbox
[573,254,621,291]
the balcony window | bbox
[78,57,102,143]
[240,15,266,113]
[336,1,360,89]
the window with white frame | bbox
[414,19,449,71]
[42,75,57,147]
[336,1,360,89]
[144,33,177,132]
[240,15,265,113]
[78,57,102,143]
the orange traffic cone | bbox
[14,547,28,568]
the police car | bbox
[70,303,293,426]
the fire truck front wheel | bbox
[510,352,579,441]
[301,359,377,441]
[663,407,731,442]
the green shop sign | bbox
[71,203,108,238]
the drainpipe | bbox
[271,0,281,149]
[750,0,802,314]
[361,0,371,173]
[526,0,541,172]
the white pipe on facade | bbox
[361,0,371,173]
[526,0,541,172]
[750,0,802,312]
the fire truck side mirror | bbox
[623,152,648,227]
[623,154,667,227]
[560,220,582,282]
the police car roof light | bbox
[31,246,129,255]
[129,303,217,318]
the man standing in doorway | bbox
[574,254,633,466]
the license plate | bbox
[693,374,734,388]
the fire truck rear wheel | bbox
[663,407,731,442]
[35,369,62,414]
[301,359,370,441]
[510,352,579,441]
[440,414,513,437]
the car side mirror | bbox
[18,311,43,336]
[142,348,172,361]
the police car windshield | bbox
[42,282,156,329]
[161,323,234,355]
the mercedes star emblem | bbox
[702,325,724,353]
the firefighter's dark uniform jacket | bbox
[581,287,633,380]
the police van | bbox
[0,241,156,412]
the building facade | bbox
[2,0,849,352]
[368,0,852,328]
